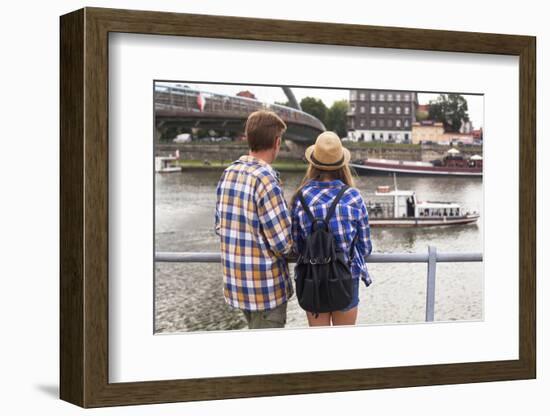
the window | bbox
[370,119,376,127]
[379,119,385,127]
[350,105,356,113]
[396,94,401,101]
[371,133,376,140]
[404,120,410,128]
[359,92,366,101]
[404,106,410,114]
[371,106,376,114]
[389,133,393,140]
[360,118,365,127]
[379,106,384,114]
[379,133,384,140]
[396,120,401,128]
[388,93,393,101]
[360,106,365,113]
[350,91,357,100]
[405,133,410,140]
[396,106,401,115]
[404,94,410,101]
[379,93,385,101]
[370,92,376,100]
[388,106,393,114]
[387,119,393,127]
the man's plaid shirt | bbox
[215,155,294,311]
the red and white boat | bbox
[351,149,482,177]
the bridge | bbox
[154,84,326,145]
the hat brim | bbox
[304,145,351,171]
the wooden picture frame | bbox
[60,7,536,408]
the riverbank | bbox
[176,159,307,172]
[158,141,483,164]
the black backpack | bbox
[294,185,356,315]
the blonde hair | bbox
[245,110,287,151]
[291,164,357,207]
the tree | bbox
[428,94,470,132]
[326,100,349,138]
[300,97,328,126]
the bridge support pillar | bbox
[284,140,309,160]
[155,121,166,144]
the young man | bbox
[215,110,293,329]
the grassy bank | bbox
[176,159,308,172]
[160,140,423,150]
[344,141,422,150]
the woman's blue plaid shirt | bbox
[291,179,373,287]
[215,155,294,312]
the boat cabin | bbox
[416,201,461,217]
[367,185,462,218]
[432,150,483,170]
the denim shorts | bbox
[340,279,360,312]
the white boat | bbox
[366,180,479,227]
[155,151,182,173]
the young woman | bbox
[291,131,373,326]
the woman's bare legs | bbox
[331,307,358,325]
[306,308,358,326]
[306,312,331,326]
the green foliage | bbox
[300,97,328,125]
[325,100,349,138]
[428,94,470,132]
[416,110,429,121]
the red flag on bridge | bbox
[197,93,205,112]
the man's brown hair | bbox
[245,110,287,152]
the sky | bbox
[157,82,484,129]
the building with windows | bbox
[411,121,445,144]
[347,90,417,142]
[412,121,475,145]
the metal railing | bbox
[155,246,482,322]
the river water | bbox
[155,169,483,333]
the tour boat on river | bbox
[366,182,479,227]
[351,148,483,177]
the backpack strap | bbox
[324,185,349,223]
[297,190,315,223]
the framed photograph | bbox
[60,7,536,408]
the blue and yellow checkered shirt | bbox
[291,179,373,287]
[215,155,294,311]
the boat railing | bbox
[366,200,394,218]
[155,246,483,322]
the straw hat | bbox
[304,131,351,171]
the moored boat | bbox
[351,148,482,177]
[155,150,182,173]
[366,182,479,227]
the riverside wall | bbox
[156,141,483,163]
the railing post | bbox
[425,245,437,322]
